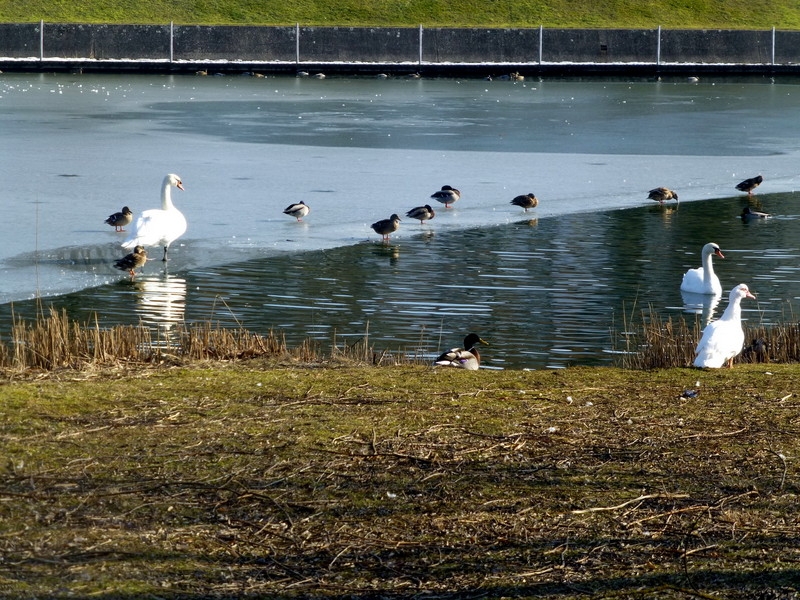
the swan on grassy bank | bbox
[693,283,755,368]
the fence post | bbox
[772,26,776,65]
[657,25,661,65]
[39,19,44,60]
[539,25,543,64]
[419,24,423,65]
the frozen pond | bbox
[2,73,800,368]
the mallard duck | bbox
[105,206,133,232]
[283,201,310,221]
[405,204,435,224]
[741,206,771,220]
[114,245,147,279]
[680,242,724,296]
[431,185,461,208]
[122,174,186,262]
[736,175,763,195]
[434,333,489,370]
[694,284,755,368]
[371,214,401,241]
[510,193,538,212]
[648,187,679,204]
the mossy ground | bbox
[1,362,798,598]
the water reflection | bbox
[680,290,722,326]
[132,274,187,331]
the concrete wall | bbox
[299,27,418,62]
[45,24,170,59]
[661,29,773,63]
[175,25,296,61]
[1,23,799,68]
[422,28,539,63]
[0,23,39,58]
[774,31,800,63]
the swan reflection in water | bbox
[681,290,721,326]
[131,273,187,344]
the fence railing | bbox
[1,22,799,72]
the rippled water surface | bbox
[2,73,800,368]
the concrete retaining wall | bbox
[1,22,799,73]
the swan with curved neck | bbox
[122,174,186,262]
[694,283,755,368]
[680,242,724,296]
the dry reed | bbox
[7,306,800,373]
[0,308,418,373]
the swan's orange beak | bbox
[177,181,185,191]
[715,248,725,259]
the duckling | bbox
[405,204,435,224]
[114,245,147,279]
[283,201,310,222]
[431,185,461,208]
[736,175,763,196]
[371,214,401,241]
[648,187,679,204]
[510,193,538,212]
[435,333,489,370]
[105,206,133,232]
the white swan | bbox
[693,283,755,368]
[680,242,724,296]
[122,174,186,262]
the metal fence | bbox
[1,22,799,72]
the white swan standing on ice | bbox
[693,283,755,368]
[122,174,186,262]
[680,242,724,296]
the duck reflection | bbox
[131,273,187,340]
[681,289,721,325]
[373,243,400,266]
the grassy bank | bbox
[1,363,798,598]
[1,0,800,29]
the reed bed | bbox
[6,306,800,372]
[0,307,384,372]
